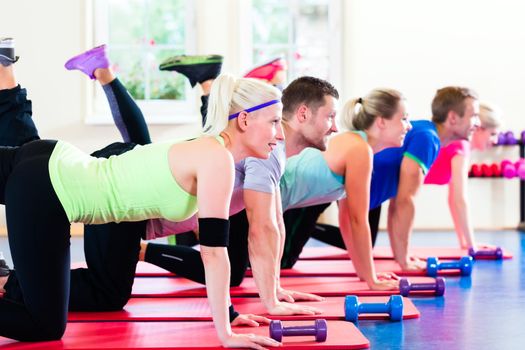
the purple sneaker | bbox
[64,44,110,79]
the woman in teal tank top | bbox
[0,60,284,348]
[282,89,412,291]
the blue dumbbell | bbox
[426,256,473,277]
[344,295,403,322]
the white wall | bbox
[1,0,523,231]
[337,0,524,229]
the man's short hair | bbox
[281,76,339,121]
[431,86,478,124]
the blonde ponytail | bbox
[203,74,282,136]
[340,89,404,131]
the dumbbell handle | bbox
[469,248,501,257]
[357,302,390,313]
[436,261,461,269]
[281,325,317,336]
[405,282,438,291]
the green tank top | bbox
[48,138,221,224]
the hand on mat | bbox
[231,313,271,327]
[267,301,322,316]
[277,287,325,303]
[223,333,281,349]
[476,243,498,251]
[400,256,427,271]
[368,278,400,291]
[376,272,400,281]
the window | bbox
[90,0,196,124]
[250,0,342,87]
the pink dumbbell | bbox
[501,159,516,179]
[515,159,525,179]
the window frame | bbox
[244,0,343,90]
[87,0,198,125]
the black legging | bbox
[0,85,39,147]
[0,140,70,341]
[145,209,250,286]
[312,205,382,247]
[150,202,382,283]
[281,203,382,268]
[0,82,242,313]
[0,81,144,313]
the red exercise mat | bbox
[299,246,348,260]
[273,259,460,277]
[299,245,512,260]
[131,276,438,298]
[74,257,461,279]
[372,246,512,260]
[71,261,174,277]
[0,320,369,349]
[68,296,419,322]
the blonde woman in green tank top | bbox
[0,72,285,348]
[153,77,285,348]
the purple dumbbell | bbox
[399,277,446,296]
[468,247,503,260]
[497,132,507,145]
[505,131,518,145]
[521,130,525,144]
[269,319,327,342]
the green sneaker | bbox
[159,54,223,87]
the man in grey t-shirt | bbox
[227,77,339,314]
[143,76,339,316]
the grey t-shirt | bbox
[146,141,286,239]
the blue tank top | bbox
[280,131,367,211]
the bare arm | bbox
[338,143,398,291]
[245,189,322,315]
[196,149,278,349]
[245,189,280,310]
[275,188,286,270]
[448,154,475,249]
[273,188,324,302]
[387,156,425,270]
[196,150,234,344]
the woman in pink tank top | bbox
[425,103,502,249]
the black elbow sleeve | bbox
[198,218,229,247]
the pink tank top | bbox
[424,140,470,185]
